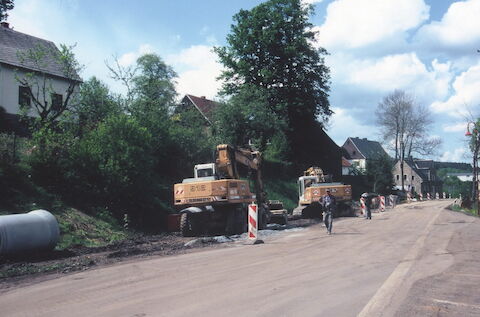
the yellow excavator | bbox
[292,167,352,218]
[174,144,287,237]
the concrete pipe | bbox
[0,210,60,255]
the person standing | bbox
[362,193,372,219]
[322,189,336,234]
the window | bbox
[403,175,407,180]
[396,175,399,180]
[51,93,63,113]
[18,86,31,108]
[412,175,415,181]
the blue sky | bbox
[7,0,480,163]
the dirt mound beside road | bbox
[0,217,323,293]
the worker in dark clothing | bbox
[362,193,372,219]
[322,190,336,235]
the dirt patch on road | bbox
[0,217,323,293]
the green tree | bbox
[366,154,394,194]
[0,0,14,22]
[212,85,286,152]
[73,76,122,135]
[16,43,83,128]
[70,114,157,224]
[215,0,331,160]
[130,53,177,122]
[466,118,480,203]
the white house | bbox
[0,22,80,131]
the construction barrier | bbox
[388,195,396,208]
[436,193,440,200]
[419,193,423,201]
[427,193,431,200]
[443,192,446,199]
[380,196,385,212]
[407,192,412,203]
[248,204,258,242]
[360,197,366,215]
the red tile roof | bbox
[183,94,219,123]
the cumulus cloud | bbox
[327,107,378,146]
[439,147,468,162]
[415,0,480,47]
[118,44,154,67]
[331,53,452,104]
[315,0,429,49]
[168,45,223,99]
[443,122,469,133]
[431,64,480,117]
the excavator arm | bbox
[215,144,266,204]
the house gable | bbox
[345,137,390,160]
[179,94,219,125]
[0,24,79,81]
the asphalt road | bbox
[1,200,479,317]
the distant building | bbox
[342,157,354,176]
[342,137,390,171]
[177,94,220,125]
[446,172,473,182]
[392,159,443,195]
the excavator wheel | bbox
[180,213,195,237]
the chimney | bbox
[1,22,10,28]
[201,96,206,99]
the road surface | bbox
[1,200,479,317]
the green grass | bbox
[451,204,479,217]
[56,208,130,250]
[264,178,298,212]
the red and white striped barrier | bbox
[443,192,446,199]
[360,197,366,215]
[419,193,423,201]
[380,196,385,212]
[436,192,440,200]
[248,204,258,242]
[427,193,431,200]
[389,195,395,208]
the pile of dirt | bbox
[0,232,225,293]
[0,217,325,293]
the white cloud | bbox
[439,147,468,162]
[168,45,223,99]
[335,53,452,103]
[327,107,377,146]
[416,0,480,47]
[443,122,468,133]
[118,44,154,67]
[315,0,429,49]
[431,64,480,117]
[301,0,324,5]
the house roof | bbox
[0,24,79,81]
[414,159,435,169]
[343,137,390,160]
[182,94,219,124]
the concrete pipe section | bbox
[0,209,60,255]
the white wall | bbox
[0,63,72,116]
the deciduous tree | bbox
[0,0,14,22]
[16,44,83,128]
[215,0,331,160]
[375,90,441,190]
